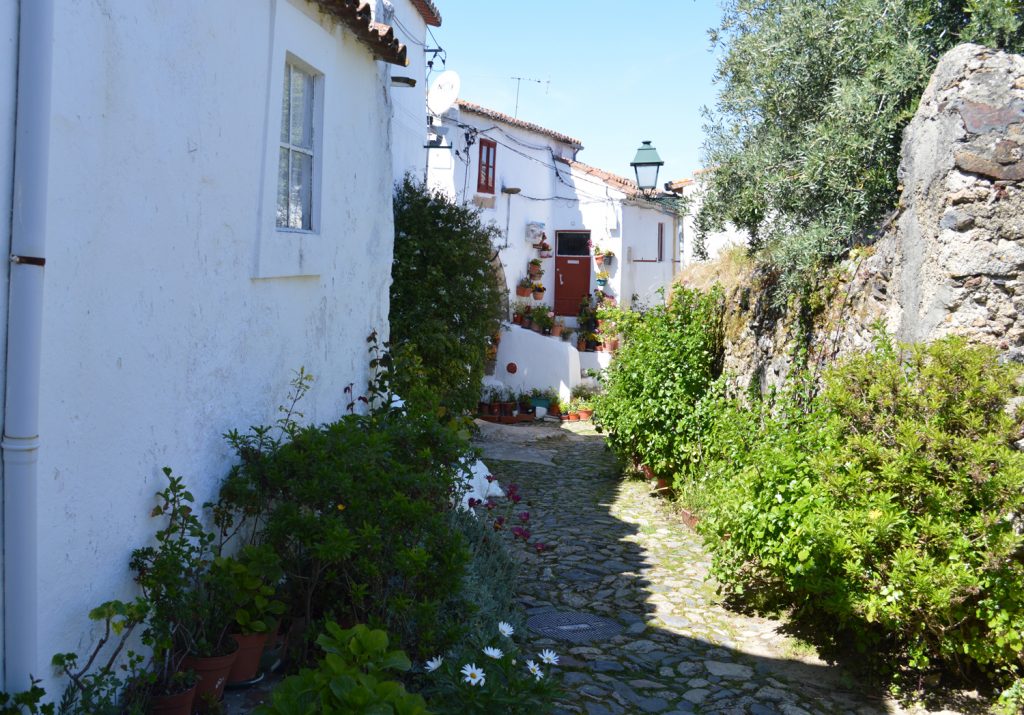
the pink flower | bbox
[493,516,506,531]
[468,498,481,508]
[511,527,531,541]
[485,499,497,511]
[510,493,522,504]
[518,511,530,523]
[534,542,546,553]
[486,474,497,483]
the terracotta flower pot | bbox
[640,464,655,480]
[577,409,593,420]
[576,340,585,351]
[568,412,580,422]
[532,290,545,300]
[512,314,522,325]
[227,632,269,685]
[595,254,604,266]
[528,265,542,277]
[184,647,238,713]
[551,325,563,337]
[147,684,196,715]
[516,285,531,297]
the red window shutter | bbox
[477,138,496,194]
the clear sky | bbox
[423,0,725,185]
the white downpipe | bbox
[3,0,53,691]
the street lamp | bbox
[630,140,664,195]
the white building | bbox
[0,0,437,693]
[669,172,748,263]
[427,100,681,398]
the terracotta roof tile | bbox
[556,157,639,196]
[313,0,408,66]
[457,100,583,147]
[410,0,442,26]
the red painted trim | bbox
[477,138,496,194]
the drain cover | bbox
[526,610,624,644]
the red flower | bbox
[518,511,530,523]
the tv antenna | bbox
[511,76,550,118]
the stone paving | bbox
[473,419,981,715]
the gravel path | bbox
[473,419,979,715]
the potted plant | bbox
[567,399,580,422]
[602,248,615,265]
[551,317,565,338]
[527,258,543,278]
[217,544,286,685]
[515,277,533,298]
[531,282,546,301]
[593,243,605,266]
[538,239,553,258]
[532,304,553,335]
[576,399,594,421]
[511,299,529,326]
[595,270,609,287]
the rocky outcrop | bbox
[707,44,1024,392]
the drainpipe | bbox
[3,0,53,691]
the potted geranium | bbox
[527,258,543,279]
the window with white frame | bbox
[277,61,320,231]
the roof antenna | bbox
[511,76,550,118]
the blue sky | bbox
[424,0,725,185]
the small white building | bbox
[669,172,748,263]
[0,0,437,693]
[427,100,681,397]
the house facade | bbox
[0,0,437,693]
[427,100,681,397]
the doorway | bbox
[554,231,591,316]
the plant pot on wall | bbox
[595,254,604,266]
[183,647,238,713]
[515,285,531,297]
[595,278,607,287]
[532,290,545,300]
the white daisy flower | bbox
[526,659,543,680]
[461,663,486,686]
[538,649,559,665]
[497,621,514,637]
[482,646,504,659]
[424,655,443,673]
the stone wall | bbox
[696,44,1024,393]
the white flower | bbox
[526,660,543,680]
[538,649,559,665]
[497,621,514,637]
[461,663,486,686]
[775,493,784,503]
[424,655,443,673]
[482,646,504,659]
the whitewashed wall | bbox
[21,0,395,688]
[388,0,429,183]
[620,202,678,307]
[680,178,747,263]
[0,0,17,684]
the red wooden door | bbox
[554,231,591,316]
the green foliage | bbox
[0,680,54,715]
[218,340,477,660]
[211,544,285,635]
[698,0,1024,295]
[254,623,430,715]
[594,285,725,480]
[696,335,1024,685]
[391,176,505,416]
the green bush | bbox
[218,343,478,660]
[698,335,1024,684]
[390,176,505,417]
[594,285,724,481]
[254,623,429,715]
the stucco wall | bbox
[0,0,16,684]
[388,0,428,183]
[680,178,746,263]
[24,0,395,685]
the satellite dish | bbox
[427,70,460,116]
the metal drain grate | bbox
[526,610,624,644]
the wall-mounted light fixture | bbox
[630,140,664,195]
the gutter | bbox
[3,0,52,690]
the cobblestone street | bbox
[474,420,975,715]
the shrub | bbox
[217,341,478,660]
[254,623,429,715]
[594,285,724,481]
[390,176,505,416]
[698,335,1024,685]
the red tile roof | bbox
[314,0,408,66]
[410,0,442,26]
[457,100,583,148]
[556,157,639,197]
